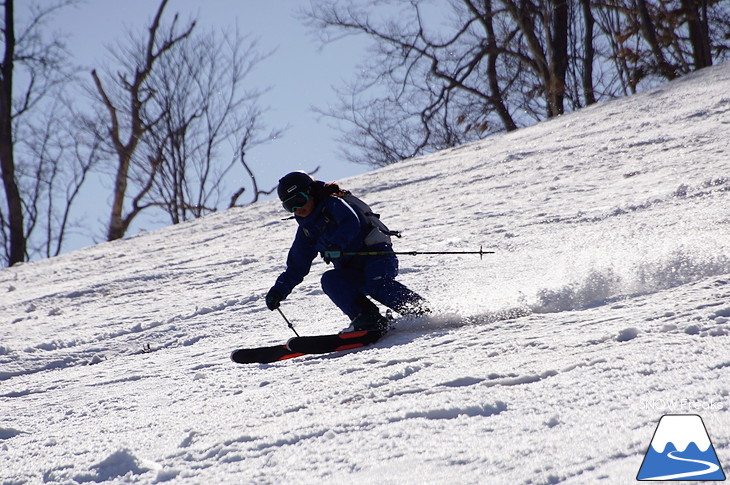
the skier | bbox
[265,171,428,331]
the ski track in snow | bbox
[1,64,730,484]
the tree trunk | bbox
[92,0,194,242]
[481,0,518,130]
[681,0,712,70]
[548,0,569,116]
[636,0,678,80]
[580,0,597,105]
[0,0,26,265]
[107,151,132,241]
[505,0,568,117]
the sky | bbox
[50,0,370,252]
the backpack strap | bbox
[339,190,402,245]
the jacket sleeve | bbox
[272,228,318,298]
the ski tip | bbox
[230,351,246,364]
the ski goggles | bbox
[282,191,310,212]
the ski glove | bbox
[322,246,342,264]
[265,288,283,311]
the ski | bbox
[231,328,388,364]
[287,328,386,354]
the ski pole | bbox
[342,245,494,260]
[277,307,300,337]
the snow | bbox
[2,63,730,484]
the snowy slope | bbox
[1,63,730,485]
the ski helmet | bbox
[277,171,314,212]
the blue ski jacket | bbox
[272,193,390,299]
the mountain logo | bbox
[637,414,725,481]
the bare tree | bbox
[502,0,570,117]
[679,0,710,68]
[87,0,279,239]
[144,26,281,223]
[635,0,680,79]
[304,0,581,165]
[708,1,730,59]
[20,97,101,258]
[0,0,81,265]
[304,0,730,168]
[304,0,520,167]
[304,0,575,165]
[0,0,23,265]
[579,0,597,105]
[594,0,729,89]
[89,0,195,241]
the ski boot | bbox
[342,307,389,333]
